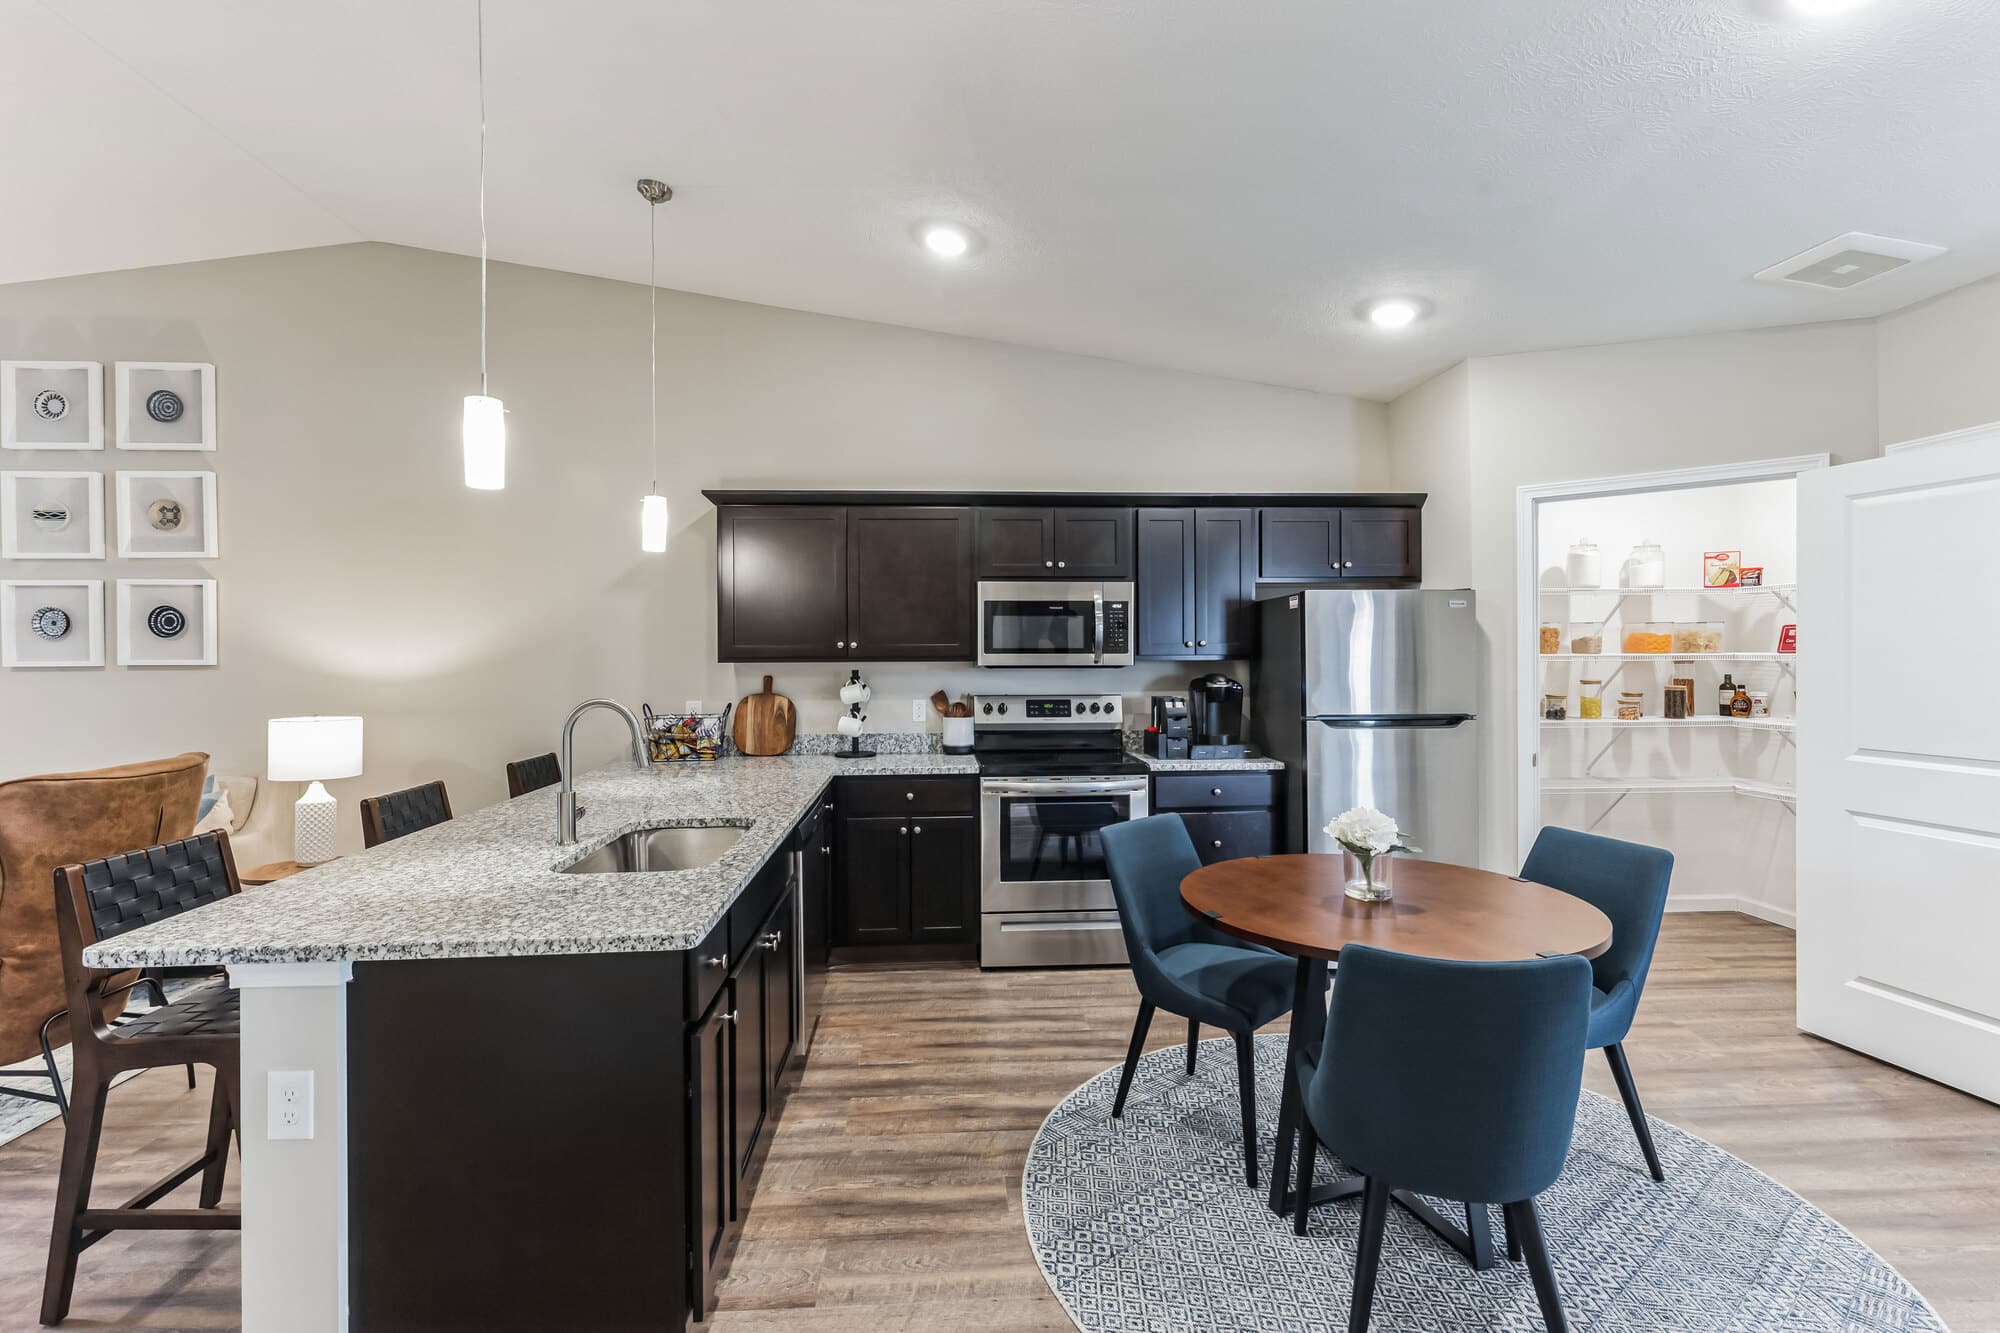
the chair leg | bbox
[1603,1043,1666,1182]
[1291,1112,1316,1235]
[1186,1017,1199,1074]
[197,1075,232,1209]
[1111,1001,1155,1118]
[1347,1176,1392,1333]
[1505,1204,1522,1261]
[1232,1030,1259,1190]
[1504,1198,1569,1333]
[41,1077,108,1325]
[186,1064,197,1090]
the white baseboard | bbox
[1666,894,1796,930]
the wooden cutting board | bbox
[732,675,797,756]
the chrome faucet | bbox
[558,698,650,844]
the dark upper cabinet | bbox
[1338,506,1422,581]
[908,814,977,940]
[836,815,909,943]
[1136,507,1255,660]
[976,506,1133,579]
[717,506,849,660]
[975,507,1055,577]
[845,507,975,660]
[1259,507,1341,580]
[1258,506,1422,583]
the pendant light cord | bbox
[477,0,488,398]
[649,200,659,495]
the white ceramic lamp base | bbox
[294,780,339,864]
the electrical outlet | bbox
[267,1069,314,1140]
[910,698,926,723]
[684,700,702,715]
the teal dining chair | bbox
[1100,814,1295,1188]
[1520,826,1675,1182]
[1298,944,1593,1332]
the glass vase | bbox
[1342,849,1396,902]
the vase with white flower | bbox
[1325,806,1415,902]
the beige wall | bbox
[1389,322,1882,872]
[1875,273,2000,446]
[0,243,1389,856]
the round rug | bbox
[1023,1033,1948,1332]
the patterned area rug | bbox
[1024,1033,1948,1332]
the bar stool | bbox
[506,752,562,798]
[359,780,453,848]
[42,830,243,1326]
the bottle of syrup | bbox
[1730,680,1753,718]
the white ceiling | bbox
[6,0,1998,399]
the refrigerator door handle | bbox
[1309,714,1476,729]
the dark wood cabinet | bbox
[687,996,731,1321]
[1136,507,1256,660]
[729,961,767,1197]
[1337,506,1422,581]
[717,506,848,660]
[1260,507,1342,580]
[976,506,1133,579]
[1152,770,1279,865]
[759,911,796,1089]
[847,506,974,659]
[837,815,909,942]
[908,814,977,940]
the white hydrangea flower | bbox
[1325,806,1403,856]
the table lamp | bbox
[268,716,364,864]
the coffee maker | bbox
[1145,694,1191,760]
[1188,673,1245,760]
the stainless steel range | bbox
[975,693,1148,968]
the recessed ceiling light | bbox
[1360,296,1429,331]
[921,224,972,259]
[1786,0,1871,16]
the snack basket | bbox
[643,703,733,762]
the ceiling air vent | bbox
[1754,232,1947,290]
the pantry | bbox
[1518,456,1822,924]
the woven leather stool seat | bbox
[110,977,238,1043]
[361,780,454,848]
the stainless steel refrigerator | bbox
[1250,589,1480,864]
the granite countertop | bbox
[85,751,978,970]
[1122,741,1284,772]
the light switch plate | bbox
[268,1069,314,1139]
[684,700,701,714]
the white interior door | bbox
[1798,426,2000,1103]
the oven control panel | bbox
[974,694,1122,726]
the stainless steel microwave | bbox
[976,580,1134,668]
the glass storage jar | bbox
[1565,540,1602,589]
[1568,623,1604,655]
[1541,692,1569,721]
[1672,621,1723,654]
[1539,624,1562,654]
[1621,621,1673,654]
[1625,540,1667,589]
[1617,690,1645,721]
[1578,679,1604,719]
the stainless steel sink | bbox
[558,824,745,874]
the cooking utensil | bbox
[930,690,952,717]
[732,676,797,756]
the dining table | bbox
[1179,852,1614,1269]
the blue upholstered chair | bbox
[1299,945,1592,1333]
[1520,826,1675,1182]
[1100,814,1295,1188]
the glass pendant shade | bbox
[640,492,669,552]
[462,395,506,490]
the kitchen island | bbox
[86,750,976,1333]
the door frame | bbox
[1513,453,1829,872]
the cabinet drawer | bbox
[730,856,791,961]
[686,913,730,1018]
[1152,772,1277,811]
[1179,810,1276,864]
[838,775,976,817]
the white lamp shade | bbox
[268,716,364,782]
[463,394,506,490]
[640,493,669,552]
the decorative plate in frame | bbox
[115,470,218,559]
[1,471,105,559]
[116,578,217,667]
[1,362,104,450]
[1,579,105,668]
[114,362,216,450]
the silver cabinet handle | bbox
[912,825,922,834]
[1197,639,1207,646]
[1213,840,1223,848]
[1211,787,1223,796]
[704,952,728,969]
[1184,640,1193,648]
[899,825,908,835]
[1344,561,1354,569]
[836,640,846,649]
[1044,560,1054,568]
[820,844,830,855]
[761,931,782,951]
[723,1009,739,1024]
[851,641,858,650]
[905,791,915,800]
[1057,560,1066,568]
[823,800,834,811]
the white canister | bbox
[1564,540,1602,589]
[1625,540,1667,590]
[835,712,867,737]
[941,715,975,753]
[838,680,872,707]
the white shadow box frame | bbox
[2,471,105,559]
[1,361,104,450]
[115,362,216,451]
[116,577,217,666]
[115,470,218,558]
[2,579,105,668]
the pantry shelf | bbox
[1540,716,1795,732]
[1539,652,1798,662]
[1543,777,1795,802]
[1539,584,1797,597]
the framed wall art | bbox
[115,470,218,559]
[1,471,105,559]
[115,361,216,450]
[116,578,217,667]
[1,361,104,450]
[1,579,105,668]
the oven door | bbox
[978,581,1112,667]
[980,776,1150,912]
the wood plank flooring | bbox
[0,914,1993,1330]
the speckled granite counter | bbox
[1124,746,1284,772]
[85,752,977,969]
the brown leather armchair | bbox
[0,754,208,1097]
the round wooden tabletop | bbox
[1180,855,1613,963]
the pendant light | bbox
[636,177,674,552]
[462,0,505,490]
